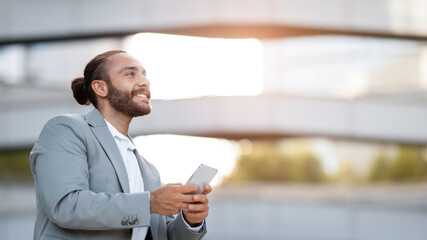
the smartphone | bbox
[186,164,218,194]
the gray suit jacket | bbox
[30,109,207,240]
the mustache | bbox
[132,88,151,100]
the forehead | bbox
[107,53,145,73]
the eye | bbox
[126,72,135,77]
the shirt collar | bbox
[105,120,136,151]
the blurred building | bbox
[1,0,427,148]
[1,1,427,240]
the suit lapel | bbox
[86,109,159,236]
[133,150,157,192]
[85,109,130,193]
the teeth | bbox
[137,94,147,98]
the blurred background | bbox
[1,0,427,239]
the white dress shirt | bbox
[105,120,203,239]
[106,121,148,240]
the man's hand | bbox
[150,183,200,216]
[182,184,212,227]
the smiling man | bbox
[30,50,210,240]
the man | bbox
[30,50,210,240]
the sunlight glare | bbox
[133,134,240,187]
[124,33,263,100]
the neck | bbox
[98,105,132,135]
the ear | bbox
[91,80,108,98]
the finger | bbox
[178,184,200,194]
[181,194,198,203]
[187,203,208,212]
[182,209,206,224]
[184,211,208,221]
[178,203,191,210]
[202,184,212,195]
[192,194,208,203]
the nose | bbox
[137,75,150,88]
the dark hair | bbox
[71,50,126,108]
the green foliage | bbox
[288,151,324,183]
[388,145,427,181]
[368,149,392,182]
[0,149,33,182]
[226,140,427,185]
[334,160,362,184]
[368,145,427,183]
[225,140,324,183]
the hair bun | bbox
[71,77,89,105]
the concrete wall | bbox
[1,94,426,149]
[0,0,426,43]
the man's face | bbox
[106,53,152,117]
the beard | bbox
[106,81,152,117]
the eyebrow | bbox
[118,66,146,75]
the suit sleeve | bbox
[166,212,207,240]
[30,116,151,230]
